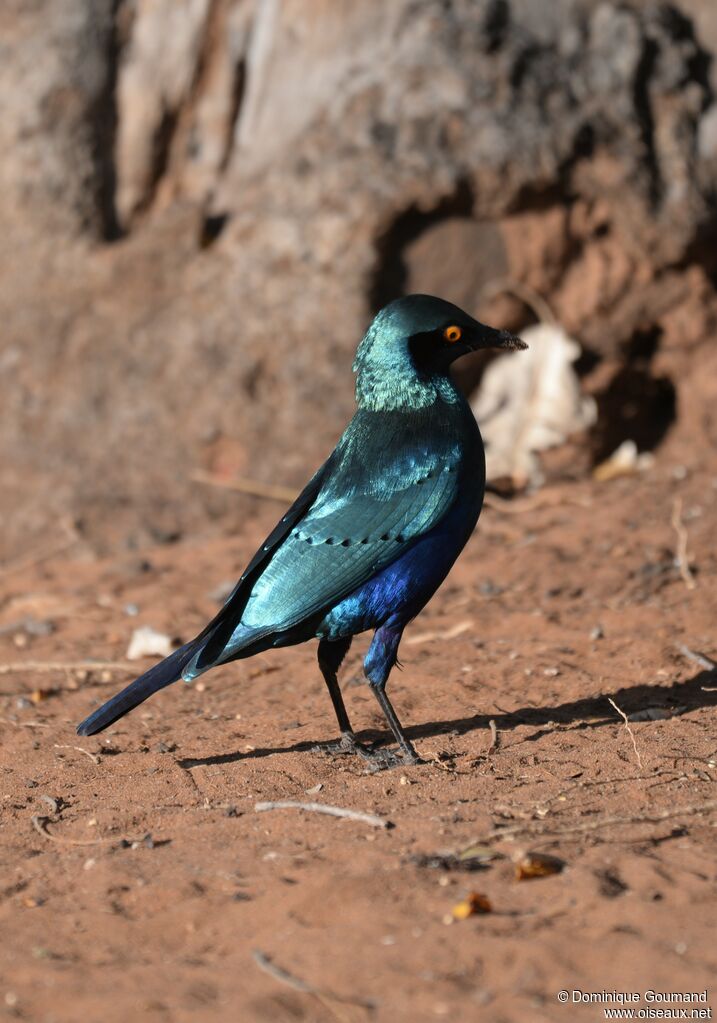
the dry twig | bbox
[0,519,80,578]
[607,697,643,769]
[0,718,50,729]
[191,470,296,503]
[677,644,716,673]
[424,750,457,773]
[671,497,696,590]
[254,800,390,829]
[252,949,374,1019]
[53,744,100,765]
[0,660,135,676]
[483,490,591,515]
[486,799,717,843]
[487,719,499,754]
[31,816,112,847]
[31,816,153,848]
[404,620,472,645]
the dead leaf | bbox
[472,322,596,488]
[593,440,654,482]
[457,844,503,865]
[451,892,493,919]
[411,846,503,872]
[30,688,53,704]
[514,851,565,880]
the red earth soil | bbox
[1,462,717,1022]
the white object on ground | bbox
[472,322,596,487]
[126,626,174,661]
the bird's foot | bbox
[360,745,422,773]
[312,732,422,771]
[312,731,374,758]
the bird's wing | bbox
[189,456,337,667]
[237,451,460,634]
[194,405,477,669]
[223,404,471,641]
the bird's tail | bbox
[76,640,200,736]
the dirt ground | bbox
[1,457,717,1023]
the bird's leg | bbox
[369,686,421,765]
[363,624,421,769]
[314,636,372,758]
[318,637,353,731]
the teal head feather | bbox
[353,294,525,411]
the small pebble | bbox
[154,741,175,754]
[127,625,172,659]
[25,618,54,637]
[479,580,502,596]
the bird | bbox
[77,295,526,768]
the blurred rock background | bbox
[1,0,716,559]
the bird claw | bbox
[362,745,422,773]
[311,732,374,758]
[312,732,422,771]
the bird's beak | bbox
[466,326,528,352]
[490,328,528,351]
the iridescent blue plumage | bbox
[77,295,526,768]
[318,490,482,644]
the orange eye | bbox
[443,325,462,343]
